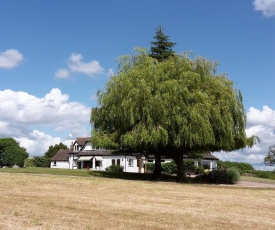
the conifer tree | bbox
[149,26,176,62]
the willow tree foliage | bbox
[149,26,176,62]
[264,145,275,166]
[91,49,257,180]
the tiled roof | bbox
[203,152,219,160]
[77,150,125,156]
[51,149,71,161]
[74,137,90,146]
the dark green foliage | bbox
[105,165,124,172]
[24,156,50,168]
[0,138,29,167]
[183,160,196,173]
[146,161,197,175]
[161,161,177,174]
[196,168,240,184]
[44,142,68,159]
[264,145,275,166]
[195,166,205,175]
[146,163,155,173]
[218,161,254,174]
[149,26,176,62]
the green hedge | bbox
[248,170,275,180]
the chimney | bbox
[70,141,73,151]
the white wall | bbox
[50,161,69,169]
[83,142,93,151]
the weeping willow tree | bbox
[91,49,258,181]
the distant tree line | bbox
[24,142,68,167]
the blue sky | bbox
[1,0,275,170]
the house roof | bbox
[73,137,90,146]
[51,149,71,161]
[77,149,124,157]
[203,152,219,160]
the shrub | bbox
[226,167,240,184]
[161,161,177,174]
[183,160,196,173]
[195,166,204,175]
[146,163,155,173]
[105,165,124,172]
[24,158,36,167]
[196,168,240,184]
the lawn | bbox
[0,169,275,229]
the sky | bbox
[1,0,275,170]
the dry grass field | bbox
[0,172,275,230]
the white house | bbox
[51,137,219,172]
[51,137,146,173]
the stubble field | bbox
[0,172,274,230]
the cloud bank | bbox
[253,0,275,17]
[0,49,24,69]
[0,88,91,156]
[216,105,275,170]
[55,53,104,79]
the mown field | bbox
[0,168,275,229]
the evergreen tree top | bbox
[149,26,176,62]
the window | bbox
[128,159,134,167]
[112,159,115,166]
[147,160,153,163]
[117,159,121,166]
[53,161,56,166]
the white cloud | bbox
[55,53,104,79]
[55,68,70,79]
[0,88,91,156]
[0,49,24,69]
[253,0,275,17]
[216,105,275,170]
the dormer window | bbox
[74,144,79,151]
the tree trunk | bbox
[175,153,184,182]
[153,154,162,180]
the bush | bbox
[226,167,240,184]
[161,161,177,174]
[105,165,124,172]
[146,160,199,175]
[146,163,155,173]
[183,160,196,173]
[195,166,204,175]
[24,158,36,167]
[24,156,50,168]
[196,168,240,184]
